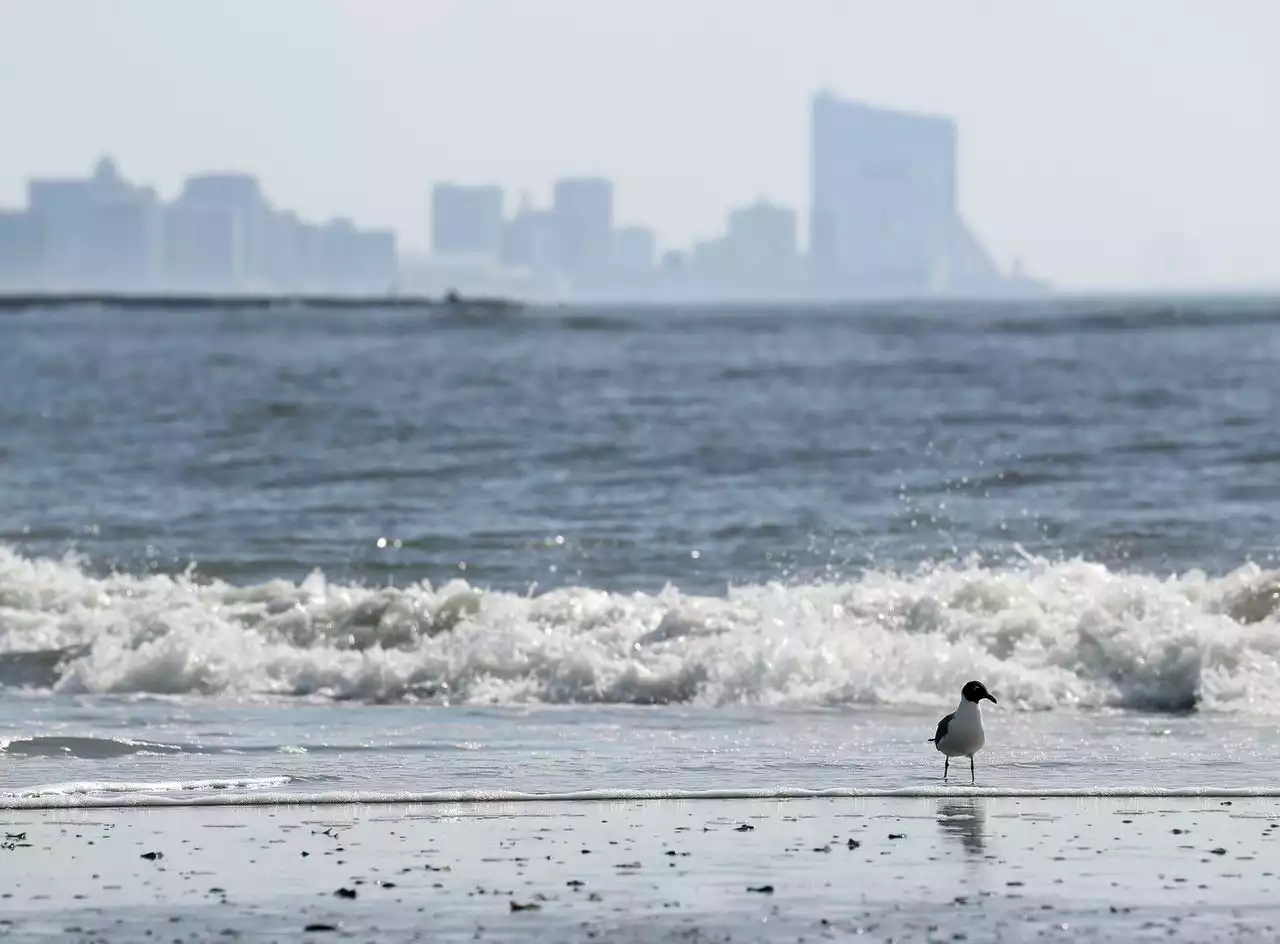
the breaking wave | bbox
[2,545,1279,714]
[0,735,195,759]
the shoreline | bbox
[7,784,1280,811]
[1,796,1277,942]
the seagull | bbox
[929,680,998,783]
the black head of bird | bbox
[961,680,997,704]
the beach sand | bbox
[2,796,1278,942]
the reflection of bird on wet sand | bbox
[937,797,987,856]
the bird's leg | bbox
[943,756,949,781]
[970,755,975,784]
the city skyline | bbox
[0,91,1047,302]
[1,156,399,295]
[2,2,1278,292]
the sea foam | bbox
[5,783,1280,811]
[2,545,1278,713]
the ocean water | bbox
[2,297,1279,807]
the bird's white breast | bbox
[937,699,986,756]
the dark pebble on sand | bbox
[1210,848,1228,855]
[333,888,357,899]
[847,839,861,849]
[140,852,163,861]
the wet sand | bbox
[2,797,1278,942]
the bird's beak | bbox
[984,693,998,704]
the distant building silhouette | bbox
[0,158,398,294]
[810,92,1009,295]
[552,177,613,277]
[612,225,656,274]
[811,94,957,292]
[320,217,398,290]
[165,173,256,290]
[27,157,163,290]
[176,173,270,287]
[726,200,797,276]
[500,203,556,273]
[431,183,504,261]
[164,199,244,290]
[0,210,44,287]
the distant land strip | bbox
[0,292,525,314]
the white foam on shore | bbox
[3,545,1280,712]
[4,784,1280,810]
[6,776,294,802]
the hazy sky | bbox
[2,0,1278,290]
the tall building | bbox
[810,93,957,292]
[0,210,44,288]
[27,157,162,290]
[294,221,325,290]
[501,202,557,273]
[611,225,656,273]
[351,227,399,291]
[176,172,270,288]
[552,177,613,276]
[180,173,265,212]
[264,211,303,291]
[725,200,797,275]
[25,179,88,283]
[164,201,244,290]
[430,183,504,260]
[81,189,164,290]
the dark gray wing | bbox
[929,712,954,744]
